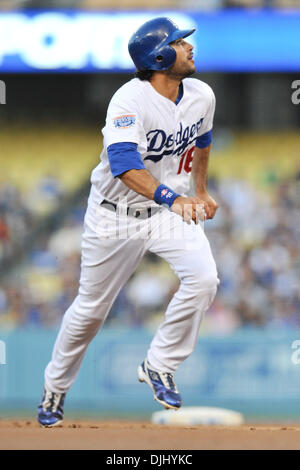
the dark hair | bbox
[134,69,155,81]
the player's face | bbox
[168,38,196,79]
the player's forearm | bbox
[120,168,206,223]
[191,145,211,195]
[119,169,160,200]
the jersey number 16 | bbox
[177,146,195,175]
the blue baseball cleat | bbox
[138,359,182,410]
[37,387,66,427]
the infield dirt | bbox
[0,419,300,450]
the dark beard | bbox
[166,66,196,80]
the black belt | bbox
[100,199,160,219]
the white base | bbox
[151,406,244,426]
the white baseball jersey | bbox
[90,77,215,208]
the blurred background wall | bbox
[0,0,300,420]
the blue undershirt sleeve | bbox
[107,142,146,178]
[196,129,213,149]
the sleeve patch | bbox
[113,114,136,129]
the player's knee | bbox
[75,289,111,322]
[186,268,219,293]
[202,272,219,292]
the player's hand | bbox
[170,196,207,225]
[196,191,218,220]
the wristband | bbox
[153,184,180,208]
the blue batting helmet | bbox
[128,17,195,71]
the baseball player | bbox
[37,17,219,427]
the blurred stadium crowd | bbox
[1,0,300,10]
[0,146,299,333]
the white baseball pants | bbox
[44,197,219,393]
